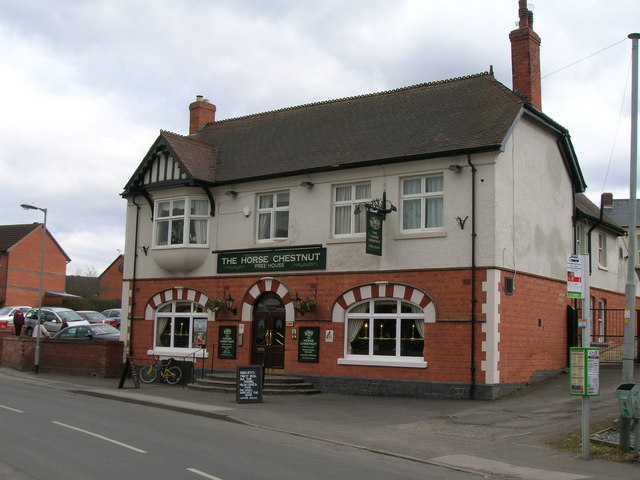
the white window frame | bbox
[256,191,290,242]
[576,224,584,254]
[153,196,209,248]
[598,233,607,268]
[401,174,444,233]
[338,298,426,368]
[150,300,208,356]
[332,183,371,238]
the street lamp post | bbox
[21,203,47,374]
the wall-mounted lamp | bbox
[448,164,463,172]
[224,190,238,197]
[300,181,314,188]
[225,293,237,314]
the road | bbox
[0,377,483,480]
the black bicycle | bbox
[139,356,182,385]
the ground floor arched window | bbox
[154,300,207,351]
[342,298,425,367]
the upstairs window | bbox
[257,191,289,241]
[401,175,443,232]
[333,183,371,237]
[154,197,209,247]
[598,233,607,268]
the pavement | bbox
[2,364,639,480]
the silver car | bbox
[23,307,90,335]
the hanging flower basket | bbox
[297,299,317,315]
[206,299,226,313]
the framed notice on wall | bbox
[218,326,237,359]
[298,326,320,363]
[570,347,600,396]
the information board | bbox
[570,347,600,396]
[236,366,263,403]
[298,327,320,362]
[218,325,237,359]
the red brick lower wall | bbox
[124,269,630,396]
[0,334,124,377]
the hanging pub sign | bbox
[218,325,237,359]
[217,247,326,273]
[366,210,383,256]
[298,327,320,363]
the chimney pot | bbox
[189,95,216,134]
[509,0,542,110]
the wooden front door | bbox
[251,294,285,369]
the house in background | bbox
[118,2,635,399]
[0,223,70,307]
[98,254,124,301]
[603,193,640,274]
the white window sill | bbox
[395,230,447,240]
[147,348,208,360]
[338,357,427,368]
[326,237,365,244]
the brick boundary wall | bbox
[0,330,124,377]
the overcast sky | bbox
[1,0,638,273]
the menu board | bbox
[236,366,263,403]
[218,325,237,359]
[298,327,320,363]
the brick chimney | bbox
[601,192,614,208]
[189,95,216,134]
[509,0,542,110]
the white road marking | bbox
[187,468,224,479]
[0,404,23,413]
[52,421,147,453]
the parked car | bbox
[77,310,118,328]
[53,324,121,341]
[100,308,121,328]
[0,306,31,326]
[23,307,90,336]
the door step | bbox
[187,371,320,395]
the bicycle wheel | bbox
[139,364,158,383]
[164,365,182,385]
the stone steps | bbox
[187,371,321,395]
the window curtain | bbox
[156,318,170,347]
[190,219,207,244]
[425,197,443,228]
[415,319,424,338]
[335,206,351,234]
[258,213,270,239]
[347,318,365,353]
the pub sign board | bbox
[236,366,263,403]
[366,211,382,256]
[298,326,320,363]
[217,247,327,273]
[218,325,237,359]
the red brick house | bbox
[0,224,70,307]
[98,255,124,300]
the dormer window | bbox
[154,197,209,247]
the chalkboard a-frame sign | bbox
[236,366,263,403]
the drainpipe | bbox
[468,154,477,399]
[129,197,141,359]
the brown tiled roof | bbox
[162,131,217,183]
[0,224,40,252]
[124,72,586,194]
[192,73,523,182]
[575,193,625,235]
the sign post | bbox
[567,253,594,460]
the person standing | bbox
[32,320,51,338]
[13,309,25,336]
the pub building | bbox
[120,2,629,399]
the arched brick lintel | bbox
[331,282,436,323]
[144,287,210,320]
[241,277,295,322]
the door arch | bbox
[252,293,286,369]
